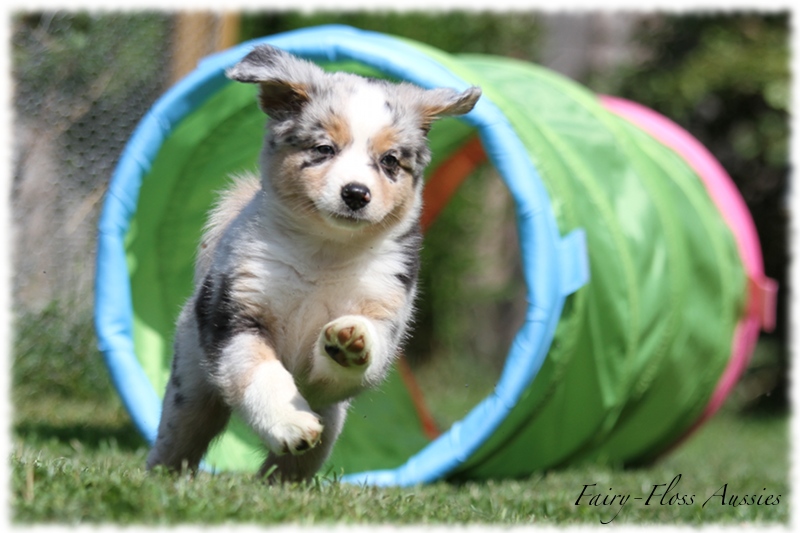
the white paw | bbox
[320,316,373,368]
[265,410,324,456]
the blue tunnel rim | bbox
[94,24,587,486]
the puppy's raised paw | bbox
[321,316,373,368]
[266,411,323,456]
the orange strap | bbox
[397,136,488,440]
[396,356,440,440]
[748,275,778,333]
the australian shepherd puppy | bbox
[145,44,481,482]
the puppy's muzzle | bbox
[341,183,371,211]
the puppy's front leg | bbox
[214,332,324,456]
[259,401,348,484]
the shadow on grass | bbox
[14,420,146,451]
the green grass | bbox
[10,306,790,525]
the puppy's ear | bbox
[226,45,325,120]
[418,86,481,132]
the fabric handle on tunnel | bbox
[750,275,778,332]
[557,228,590,296]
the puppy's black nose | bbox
[341,183,371,211]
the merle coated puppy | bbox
[146,44,481,482]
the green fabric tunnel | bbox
[94,25,774,486]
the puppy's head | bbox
[227,45,481,237]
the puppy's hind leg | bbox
[146,322,231,472]
[146,375,231,473]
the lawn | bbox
[9,306,790,526]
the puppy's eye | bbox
[315,144,335,156]
[380,154,399,171]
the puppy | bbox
[145,44,481,482]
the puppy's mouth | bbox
[324,210,373,229]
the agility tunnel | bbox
[94,25,776,486]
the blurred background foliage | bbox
[10,11,789,426]
[241,11,542,59]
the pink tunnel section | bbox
[600,95,778,448]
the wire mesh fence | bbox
[10,12,238,314]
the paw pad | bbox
[323,320,371,368]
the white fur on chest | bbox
[223,217,408,365]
